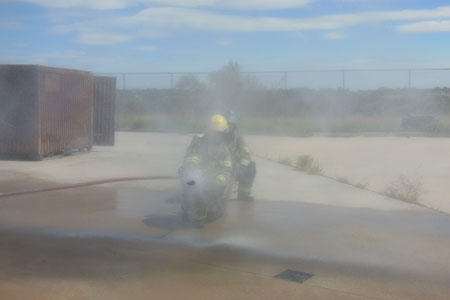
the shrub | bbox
[385,174,424,203]
[295,155,323,175]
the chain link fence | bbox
[97,68,450,90]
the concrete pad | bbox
[0,132,188,187]
[246,135,450,213]
[0,132,449,299]
[0,231,376,300]
[252,157,425,212]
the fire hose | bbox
[0,176,178,198]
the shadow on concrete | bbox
[0,229,165,280]
[0,223,448,293]
[143,213,185,231]
[165,194,182,205]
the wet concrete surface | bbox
[1,132,450,299]
[0,229,380,300]
[0,181,449,299]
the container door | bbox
[93,76,116,146]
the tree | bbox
[209,61,260,110]
[209,60,243,94]
[175,74,206,92]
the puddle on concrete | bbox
[114,186,180,218]
[142,214,184,231]
[0,180,181,237]
[275,269,314,284]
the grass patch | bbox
[335,175,368,189]
[239,115,402,136]
[336,176,351,185]
[277,156,294,167]
[274,155,370,189]
[354,182,368,189]
[294,155,323,175]
[385,174,424,204]
[275,154,323,175]
[130,118,148,130]
[116,113,411,136]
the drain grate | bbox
[275,269,314,284]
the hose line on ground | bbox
[0,176,178,198]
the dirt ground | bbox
[247,136,450,214]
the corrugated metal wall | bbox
[0,65,93,160]
[38,66,93,155]
[93,76,116,146]
[0,65,39,158]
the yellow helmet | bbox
[209,114,228,132]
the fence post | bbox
[408,70,411,88]
[342,70,346,89]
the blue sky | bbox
[1,0,450,73]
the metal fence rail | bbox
[96,68,450,90]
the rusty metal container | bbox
[0,65,93,160]
[93,76,116,146]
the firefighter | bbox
[225,111,256,201]
[180,114,233,223]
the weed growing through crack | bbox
[385,174,424,204]
[336,175,368,189]
[295,155,323,175]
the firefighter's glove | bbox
[237,161,249,180]
[209,175,226,197]
[216,174,227,186]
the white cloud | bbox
[217,0,311,10]
[117,5,450,31]
[0,0,312,10]
[0,0,129,10]
[323,32,345,40]
[398,20,450,32]
[46,5,450,45]
[76,32,132,44]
